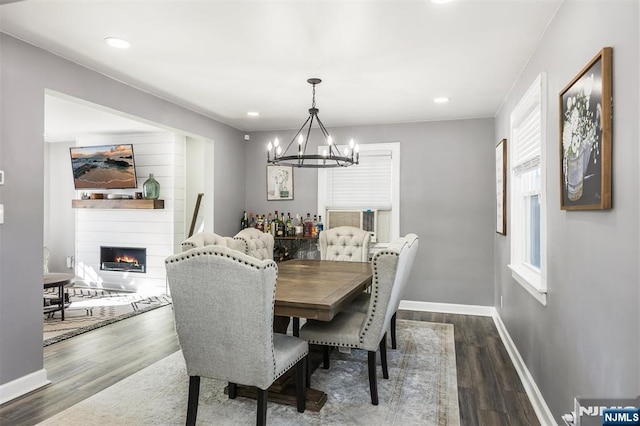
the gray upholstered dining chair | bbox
[234,228,275,260]
[319,226,371,262]
[345,234,419,349]
[181,231,245,253]
[165,246,308,426]
[298,239,408,405]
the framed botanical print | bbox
[266,165,294,201]
[559,47,612,210]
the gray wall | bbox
[44,141,76,273]
[0,34,245,386]
[247,118,496,306]
[494,1,639,422]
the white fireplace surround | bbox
[73,133,186,294]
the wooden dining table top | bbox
[274,259,372,322]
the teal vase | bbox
[142,173,160,200]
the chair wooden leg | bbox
[391,312,397,349]
[296,357,307,413]
[293,317,300,337]
[367,351,379,405]
[322,345,330,369]
[305,356,311,388]
[257,388,268,426]
[228,382,237,399]
[380,333,389,379]
[186,376,200,426]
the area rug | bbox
[43,287,172,346]
[39,320,459,425]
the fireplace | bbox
[100,246,146,273]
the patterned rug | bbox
[39,320,460,425]
[43,287,172,346]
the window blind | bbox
[324,149,393,210]
[511,76,542,175]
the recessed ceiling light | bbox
[104,37,130,49]
[433,97,450,104]
[247,111,260,117]
[431,0,455,4]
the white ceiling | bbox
[1,0,562,138]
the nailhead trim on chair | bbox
[233,236,251,255]
[269,271,277,379]
[359,249,399,344]
[165,247,278,271]
[302,338,359,348]
[274,352,308,381]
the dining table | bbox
[230,258,373,411]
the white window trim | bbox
[507,73,548,306]
[318,142,400,247]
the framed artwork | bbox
[559,47,612,210]
[266,165,294,200]
[496,139,507,235]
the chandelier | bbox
[267,78,359,168]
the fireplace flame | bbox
[115,254,139,266]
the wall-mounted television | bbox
[70,144,138,190]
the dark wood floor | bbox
[397,310,540,426]
[0,307,540,425]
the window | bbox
[508,74,547,305]
[318,142,400,247]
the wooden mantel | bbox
[71,199,164,209]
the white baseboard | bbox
[492,313,556,426]
[0,369,50,405]
[399,300,495,317]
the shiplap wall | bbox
[74,133,185,293]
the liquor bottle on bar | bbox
[304,213,312,237]
[317,215,324,233]
[286,213,293,237]
[311,215,318,237]
[256,214,264,232]
[240,211,248,230]
[277,213,284,237]
[272,211,279,236]
[249,212,256,228]
[266,212,272,234]
[295,213,303,236]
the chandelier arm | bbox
[275,154,354,168]
[283,115,312,160]
[315,116,343,158]
[300,114,319,166]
